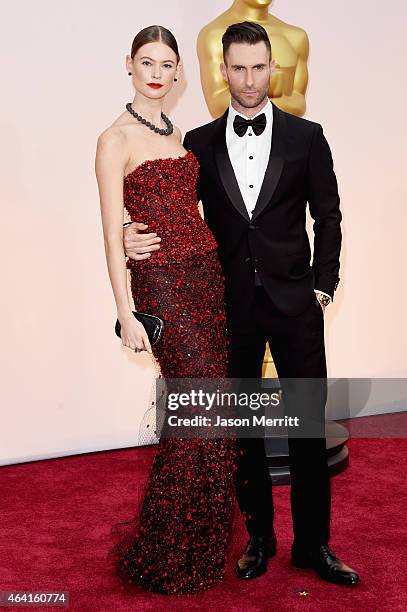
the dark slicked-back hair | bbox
[222,21,272,63]
[130,25,180,63]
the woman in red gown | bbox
[95,26,236,595]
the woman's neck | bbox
[129,95,165,127]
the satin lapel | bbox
[251,102,286,221]
[212,109,251,222]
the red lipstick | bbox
[147,83,163,89]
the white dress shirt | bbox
[225,100,331,302]
[226,100,273,219]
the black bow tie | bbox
[233,112,267,137]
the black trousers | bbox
[227,285,331,549]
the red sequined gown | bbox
[108,150,236,595]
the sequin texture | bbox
[108,151,236,595]
[123,150,218,268]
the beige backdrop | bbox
[1,1,406,465]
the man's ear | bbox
[220,62,228,82]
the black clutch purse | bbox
[115,311,164,345]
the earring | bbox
[128,72,132,76]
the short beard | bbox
[231,89,268,110]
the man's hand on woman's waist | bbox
[123,221,161,261]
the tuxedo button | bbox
[244,257,251,263]
[249,224,257,229]
[249,184,254,188]
[249,155,254,160]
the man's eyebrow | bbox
[230,63,267,68]
[140,56,175,63]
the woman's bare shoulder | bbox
[97,124,124,147]
[97,111,141,143]
[96,127,126,174]
[96,112,147,166]
[95,117,133,175]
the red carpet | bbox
[1,438,406,611]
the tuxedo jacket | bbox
[183,102,342,322]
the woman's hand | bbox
[118,314,152,354]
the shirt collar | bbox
[227,98,273,133]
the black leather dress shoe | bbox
[291,544,360,585]
[236,533,277,579]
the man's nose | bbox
[245,69,254,87]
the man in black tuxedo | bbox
[123,22,360,586]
